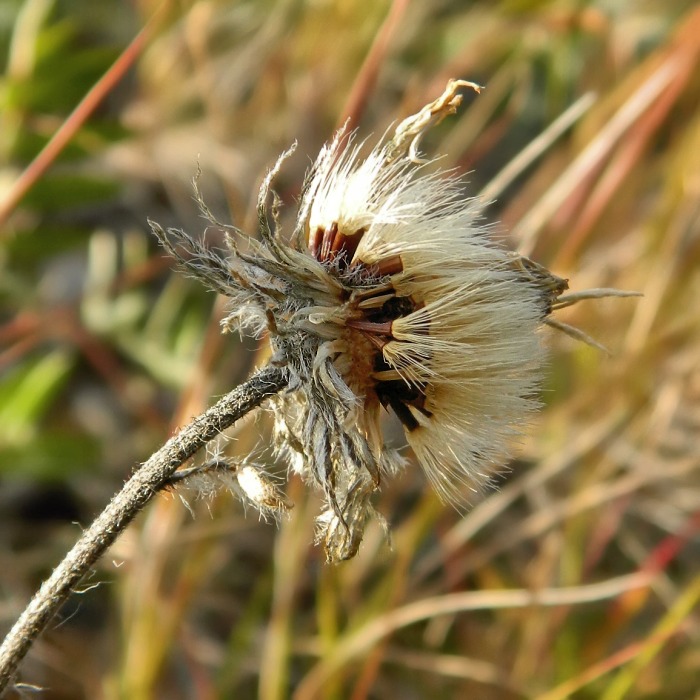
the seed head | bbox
[151,80,632,561]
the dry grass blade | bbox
[293,574,653,700]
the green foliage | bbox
[0,350,74,444]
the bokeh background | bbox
[1,1,699,698]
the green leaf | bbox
[0,350,75,445]
[19,173,120,211]
[0,431,99,479]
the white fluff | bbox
[299,133,546,504]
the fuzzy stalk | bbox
[0,365,288,694]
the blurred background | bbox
[1,0,699,698]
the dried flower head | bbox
[152,80,635,561]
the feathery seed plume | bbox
[152,80,634,561]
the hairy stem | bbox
[0,365,288,694]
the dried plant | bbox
[151,80,634,562]
[0,80,637,693]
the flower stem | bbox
[0,365,288,694]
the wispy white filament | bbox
[300,134,546,503]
